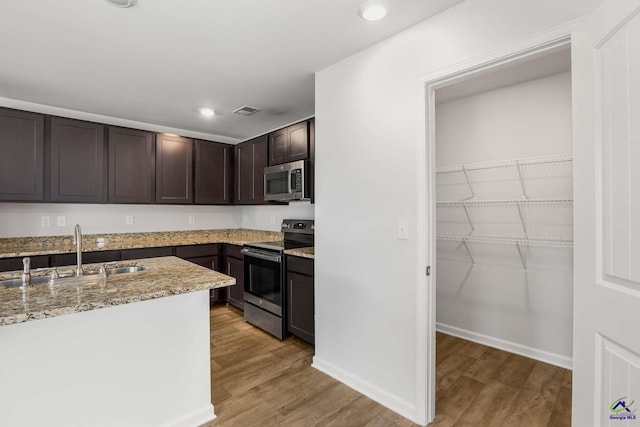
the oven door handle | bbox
[241,248,282,263]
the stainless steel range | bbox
[241,219,314,339]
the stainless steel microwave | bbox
[264,160,309,202]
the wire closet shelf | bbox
[435,153,573,250]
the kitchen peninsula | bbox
[0,256,235,427]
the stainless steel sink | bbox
[107,265,145,275]
[0,264,145,288]
[0,276,51,288]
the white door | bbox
[573,0,640,425]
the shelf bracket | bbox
[515,241,527,270]
[515,161,528,200]
[461,166,476,200]
[516,202,528,239]
[462,239,475,265]
[462,204,475,234]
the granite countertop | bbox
[0,256,235,327]
[284,247,315,259]
[0,229,283,258]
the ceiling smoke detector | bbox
[233,106,261,116]
[104,0,137,8]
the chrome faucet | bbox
[73,224,83,276]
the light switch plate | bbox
[125,215,134,225]
[188,215,196,225]
[397,218,409,240]
[56,216,66,227]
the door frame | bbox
[415,22,578,425]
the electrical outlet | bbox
[41,216,50,227]
[56,216,66,227]
[397,218,409,240]
[188,215,196,225]
[270,215,276,225]
[125,215,134,225]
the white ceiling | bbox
[0,0,464,143]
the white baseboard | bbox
[311,356,418,424]
[160,403,215,427]
[436,322,573,370]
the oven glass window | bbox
[246,257,281,306]
[266,171,289,196]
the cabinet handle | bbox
[227,262,230,274]
[212,260,215,270]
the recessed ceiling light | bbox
[104,0,137,8]
[198,107,215,118]
[358,0,387,21]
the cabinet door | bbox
[195,140,231,204]
[287,270,314,345]
[226,256,244,310]
[309,118,315,203]
[49,117,105,203]
[286,121,309,162]
[156,134,193,204]
[234,140,253,204]
[252,135,268,204]
[268,128,288,166]
[0,108,44,201]
[108,127,154,203]
[235,135,267,205]
[268,121,309,166]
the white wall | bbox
[241,201,315,231]
[314,0,599,423]
[0,202,315,238]
[436,72,573,165]
[435,72,573,366]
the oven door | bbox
[241,248,283,316]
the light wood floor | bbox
[202,305,571,427]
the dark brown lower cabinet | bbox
[286,256,314,345]
[120,246,174,260]
[175,244,224,303]
[0,255,49,272]
[51,250,119,267]
[223,244,244,310]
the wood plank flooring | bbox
[202,305,571,427]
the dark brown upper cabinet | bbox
[108,127,154,204]
[235,135,268,204]
[268,121,309,166]
[155,133,193,204]
[49,117,106,203]
[195,140,232,204]
[0,108,44,201]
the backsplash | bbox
[0,202,314,238]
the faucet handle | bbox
[21,257,31,287]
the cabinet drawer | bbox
[175,244,219,258]
[286,255,313,276]
[51,250,119,267]
[120,246,174,260]
[224,244,243,259]
[0,255,49,272]
[183,255,218,271]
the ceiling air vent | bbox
[233,106,261,116]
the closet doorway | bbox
[422,38,575,425]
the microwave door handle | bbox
[289,170,295,194]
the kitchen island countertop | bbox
[0,256,234,326]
